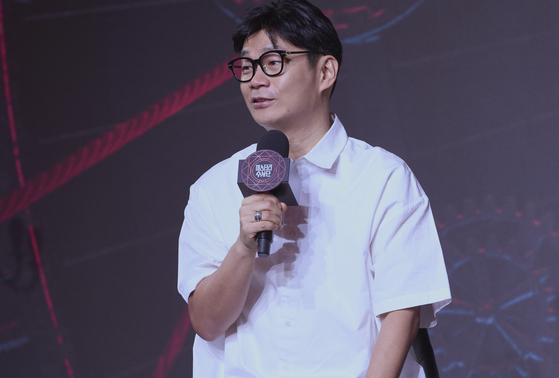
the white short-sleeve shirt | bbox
[178,115,451,378]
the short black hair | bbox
[232,0,342,94]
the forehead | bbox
[241,30,297,57]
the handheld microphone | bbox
[237,130,300,257]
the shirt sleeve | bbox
[370,164,451,328]
[177,180,228,304]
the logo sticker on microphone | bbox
[241,149,287,192]
[255,164,273,178]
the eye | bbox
[262,53,283,73]
[241,61,253,72]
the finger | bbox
[242,209,282,230]
[257,210,283,226]
[241,199,282,219]
[242,193,281,209]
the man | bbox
[178,1,451,377]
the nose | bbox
[250,63,270,88]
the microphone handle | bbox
[256,230,273,258]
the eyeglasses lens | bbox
[261,52,283,75]
[231,59,253,82]
[232,52,283,82]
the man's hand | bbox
[237,193,287,253]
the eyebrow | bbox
[240,40,283,57]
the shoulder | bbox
[344,137,412,176]
[342,137,425,200]
[183,144,255,237]
[193,144,256,191]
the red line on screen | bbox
[0,320,21,333]
[0,57,234,224]
[0,1,74,377]
[344,5,369,14]
[0,0,23,188]
[151,306,192,378]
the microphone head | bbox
[257,130,289,158]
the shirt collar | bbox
[300,113,348,169]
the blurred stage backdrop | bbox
[1,0,558,377]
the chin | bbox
[250,114,277,129]
[251,113,293,131]
[255,121,283,132]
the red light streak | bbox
[343,5,385,19]
[0,57,234,224]
[0,320,21,332]
[0,1,74,376]
[151,306,192,378]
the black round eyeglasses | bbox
[228,50,314,83]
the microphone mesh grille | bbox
[256,130,289,158]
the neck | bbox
[268,111,333,161]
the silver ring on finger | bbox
[254,210,262,222]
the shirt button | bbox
[285,320,291,327]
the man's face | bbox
[240,30,322,131]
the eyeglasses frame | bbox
[228,50,315,83]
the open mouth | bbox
[252,98,271,103]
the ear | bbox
[318,55,339,95]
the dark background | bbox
[1,0,558,377]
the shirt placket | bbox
[275,158,311,375]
